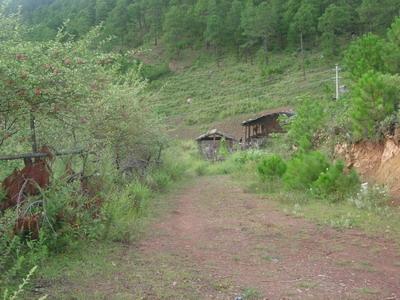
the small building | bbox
[196,129,236,160]
[242,109,294,145]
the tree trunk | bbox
[263,35,269,64]
[300,31,306,80]
[30,113,37,153]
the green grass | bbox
[276,195,400,243]
[143,52,334,133]
[28,178,198,299]
[242,287,262,300]
[208,150,400,246]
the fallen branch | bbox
[0,149,90,161]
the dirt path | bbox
[41,175,400,299]
[139,176,400,299]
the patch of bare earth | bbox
[140,176,400,299]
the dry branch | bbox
[0,149,90,161]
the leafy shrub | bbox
[233,150,265,165]
[257,155,287,181]
[283,151,329,190]
[286,98,326,150]
[312,161,360,202]
[348,183,389,210]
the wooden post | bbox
[213,135,216,161]
[30,113,37,153]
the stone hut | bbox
[196,129,236,160]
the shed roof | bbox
[195,129,236,141]
[241,108,295,126]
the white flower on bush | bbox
[348,183,389,210]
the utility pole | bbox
[335,64,340,100]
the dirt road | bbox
[42,176,400,299]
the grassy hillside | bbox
[142,52,341,139]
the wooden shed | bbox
[196,129,236,160]
[242,109,294,144]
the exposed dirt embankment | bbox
[336,137,400,199]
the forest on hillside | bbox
[6,0,400,57]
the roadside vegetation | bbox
[0,8,205,297]
[202,139,400,243]
[193,17,400,244]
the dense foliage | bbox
[344,19,400,140]
[312,160,360,202]
[0,7,164,163]
[257,154,287,181]
[0,7,168,295]
[349,71,400,140]
[5,0,400,57]
[283,151,330,190]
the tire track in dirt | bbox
[139,175,400,299]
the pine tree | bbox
[318,3,354,56]
[226,0,243,52]
[147,0,164,45]
[344,33,386,79]
[204,0,224,51]
[95,0,116,23]
[350,71,400,140]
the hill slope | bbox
[143,53,339,139]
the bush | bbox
[232,150,265,165]
[283,151,329,191]
[286,98,326,150]
[312,161,360,202]
[348,183,389,210]
[257,155,287,181]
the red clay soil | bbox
[140,176,400,300]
